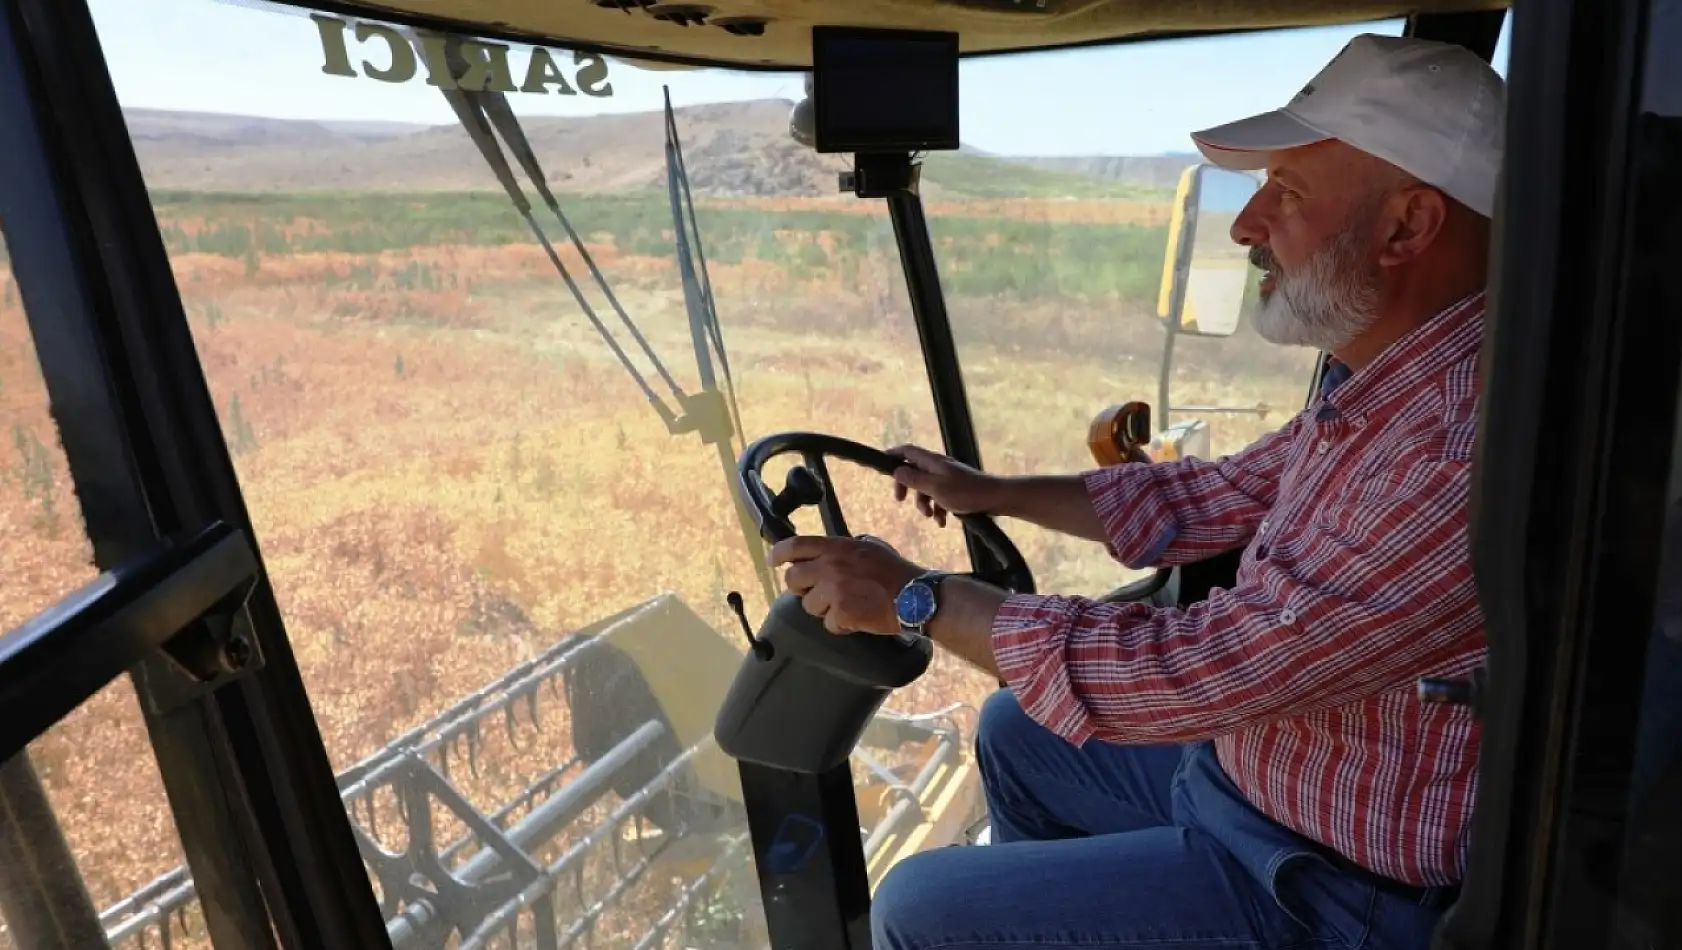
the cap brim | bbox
[1191,109,1329,170]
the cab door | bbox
[1437,0,1682,946]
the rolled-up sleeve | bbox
[1085,414,1303,569]
[992,453,1479,747]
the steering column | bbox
[712,429,1034,949]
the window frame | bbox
[0,0,391,946]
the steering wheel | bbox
[738,431,1036,596]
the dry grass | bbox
[0,191,1314,948]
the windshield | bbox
[0,3,1498,948]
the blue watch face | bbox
[895,580,938,627]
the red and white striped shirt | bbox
[991,292,1487,887]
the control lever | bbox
[1088,401,1154,467]
[726,591,773,661]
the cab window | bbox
[0,227,197,939]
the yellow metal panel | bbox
[1156,164,1197,323]
[593,594,748,802]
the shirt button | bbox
[1317,440,1330,454]
[1280,608,1298,624]
[1260,519,1271,534]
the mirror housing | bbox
[1155,163,1262,339]
[789,72,816,148]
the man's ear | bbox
[1377,186,1449,267]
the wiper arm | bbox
[415,30,686,430]
[662,89,776,606]
[416,31,776,606]
[477,92,692,406]
[663,89,746,451]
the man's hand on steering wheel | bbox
[770,535,925,636]
[888,443,1008,528]
[739,431,1037,634]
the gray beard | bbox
[1252,222,1382,353]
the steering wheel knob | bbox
[771,464,826,519]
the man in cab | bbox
[770,33,1504,950]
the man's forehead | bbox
[1266,162,1310,187]
[1265,140,1371,187]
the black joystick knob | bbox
[726,591,773,661]
[771,465,825,519]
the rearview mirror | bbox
[1155,164,1261,338]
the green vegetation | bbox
[149,189,1171,306]
[226,393,257,456]
[921,153,1167,200]
[929,215,1164,302]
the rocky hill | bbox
[122,100,1187,199]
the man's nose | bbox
[1230,192,1267,247]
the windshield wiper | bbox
[415,34,684,427]
[415,31,775,607]
[663,87,746,449]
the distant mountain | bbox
[120,102,1176,200]
[998,154,1201,190]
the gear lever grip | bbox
[771,465,826,519]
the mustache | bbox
[1250,245,1277,272]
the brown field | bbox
[0,190,1313,948]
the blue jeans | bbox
[870,690,1457,949]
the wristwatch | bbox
[895,570,955,638]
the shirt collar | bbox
[1319,291,1486,420]
[1319,358,1354,398]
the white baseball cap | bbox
[1191,33,1506,218]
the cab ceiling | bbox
[296,0,1506,70]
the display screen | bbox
[811,27,960,153]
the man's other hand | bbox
[769,535,925,635]
[887,444,1004,527]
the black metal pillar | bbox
[0,0,392,946]
[0,755,109,950]
[885,190,985,472]
[738,761,872,950]
[883,182,1003,581]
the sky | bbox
[85,0,1510,157]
